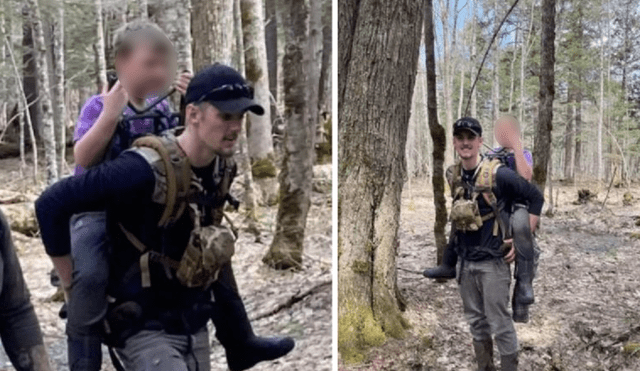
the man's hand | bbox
[175,71,193,96]
[102,81,129,120]
[503,239,516,263]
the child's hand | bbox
[102,81,129,119]
[175,71,193,96]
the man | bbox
[0,209,52,371]
[424,115,539,321]
[428,118,544,370]
[36,64,294,371]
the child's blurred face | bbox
[115,42,174,99]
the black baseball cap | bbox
[453,117,482,137]
[185,64,265,116]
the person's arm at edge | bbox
[35,151,155,288]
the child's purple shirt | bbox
[73,95,177,174]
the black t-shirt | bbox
[453,165,544,261]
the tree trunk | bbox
[191,0,234,70]
[240,0,274,169]
[425,0,448,265]
[439,0,454,166]
[563,83,574,181]
[597,18,605,181]
[94,0,107,93]
[318,0,332,115]
[491,0,500,138]
[52,1,66,172]
[27,0,58,183]
[138,0,148,19]
[22,5,41,139]
[262,0,313,270]
[338,0,422,361]
[470,0,477,118]
[233,0,257,220]
[264,0,277,124]
[532,0,555,190]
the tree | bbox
[240,0,274,169]
[532,0,555,190]
[52,0,66,171]
[94,0,107,93]
[318,0,331,115]
[191,0,234,70]
[425,0,448,265]
[27,0,58,183]
[264,0,277,124]
[337,0,422,363]
[262,0,315,270]
[22,4,41,138]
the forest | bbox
[0,0,332,370]
[405,0,640,185]
[339,0,640,370]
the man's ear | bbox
[186,104,201,127]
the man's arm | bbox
[495,166,544,220]
[35,151,155,286]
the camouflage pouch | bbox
[176,224,236,288]
[450,198,484,232]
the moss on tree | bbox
[338,301,386,364]
[251,157,277,178]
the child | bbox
[62,20,190,371]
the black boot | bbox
[212,264,295,371]
[511,291,530,323]
[514,259,534,305]
[500,352,518,371]
[473,339,496,371]
[423,244,457,279]
[67,336,102,371]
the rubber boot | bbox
[500,352,518,371]
[67,336,102,371]
[472,339,496,371]
[511,290,530,323]
[212,263,295,371]
[423,244,457,279]
[514,259,535,305]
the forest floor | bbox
[0,154,332,371]
[340,177,640,371]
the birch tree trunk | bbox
[52,1,66,171]
[27,0,58,183]
[191,0,234,70]
[597,18,605,181]
[94,0,107,93]
[22,5,41,139]
[262,0,313,270]
[240,0,274,170]
[338,0,422,361]
[532,0,555,191]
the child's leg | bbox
[511,205,535,305]
[422,243,458,279]
[67,212,111,371]
[211,263,295,371]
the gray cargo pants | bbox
[114,328,210,371]
[459,258,518,356]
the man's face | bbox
[453,130,482,160]
[116,43,174,98]
[189,103,243,157]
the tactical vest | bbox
[117,130,238,290]
[447,157,507,238]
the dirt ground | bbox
[0,155,332,371]
[340,177,640,371]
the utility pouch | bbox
[176,224,235,288]
[450,198,484,232]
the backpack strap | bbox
[475,158,506,237]
[131,135,192,227]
